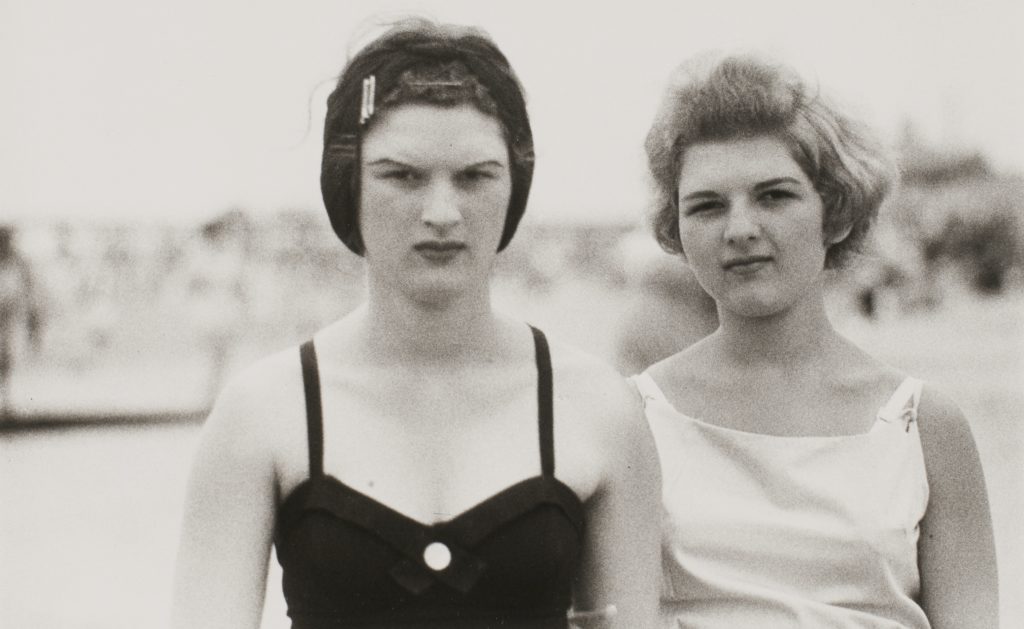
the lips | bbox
[723,255,772,272]
[414,241,466,261]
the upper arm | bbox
[170,373,281,629]
[916,385,998,629]
[572,378,662,629]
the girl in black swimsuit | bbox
[171,18,661,629]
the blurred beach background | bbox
[2,0,1022,627]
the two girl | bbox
[173,20,998,629]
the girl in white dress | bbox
[635,54,998,628]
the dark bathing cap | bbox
[320,23,535,255]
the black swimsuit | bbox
[274,327,585,628]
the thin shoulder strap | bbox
[630,372,669,406]
[299,340,324,478]
[879,377,925,426]
[530,326,555,477]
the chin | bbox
[405,275,475,307]
[389,262,492,307]
[732,302,788,319]
[719,288,790,319]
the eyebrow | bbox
[462,160,507,170]
[364,158,409,168]
[680,176,803,201]
[754,177,802,190]
[364,158,507,169]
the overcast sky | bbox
[4,0,1022,225]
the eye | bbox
[378,168,420,183]
[684,200,722,216]
[457,168,498,186]
[759,189,797,204]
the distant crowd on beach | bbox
[0,150,1020,410]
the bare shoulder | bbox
[200,345,307,467]
[543,334,660,505]
[915,383,979,468]
[643,335,716,395]
[917,383,970,429]
[546,336,644,427]
[210,346,304,422]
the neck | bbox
[714,283,840,369]
[359,280,503,365]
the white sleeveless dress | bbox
[631,373,931,629]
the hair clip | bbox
[406,80,466,87]
[360,75,376,125]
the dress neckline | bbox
[279,471,584,531]
[633,372,920,441]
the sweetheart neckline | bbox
[278,472,585,531]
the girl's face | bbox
[676,134,839,319]
[359,103,512,304]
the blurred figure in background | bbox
[182,213,250,407]
[0,225,43,418]
[848,219,928,320]
[614,232,718,375]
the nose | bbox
[421,180,462,230]
[723,202,760,245]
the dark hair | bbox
[645,54,897,268]
[321,19,534,255]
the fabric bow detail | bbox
[389,543,487,594]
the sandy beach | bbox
[2,280,1020,628]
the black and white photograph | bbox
[2,1,1021,627]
